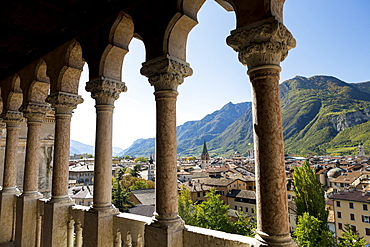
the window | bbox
[362,215,370,223]
[337,211,342,218]
[351,225,357,232]
[349,202,354,209]
[234,184,236,187]
[364,204,368,211]
[366,228,370,236]
[252,208,255,214]
[336,201,341,207]
[288,195,291,199]
[197,192,200,197]
[338,223,343,230]
[235,206,237,210]
[248,186,252,190]
[239,206,243,211]
[350,213,355,221]
[245,207,248,213]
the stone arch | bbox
[80,12,134,81]
[162,0,206,60]
[44,40,85,95]
[99,12,134,81]
[28,60,50,104]
[58,41,85,94]
[1,74,23,112]
[216,0,284,27]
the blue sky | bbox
[71,0,370,150]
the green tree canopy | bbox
[293,160,328,227]
[134,157,148,163]
[178,187,255,237]
[293,212,334,247]
[112,176,133,212]
[337,224,366,247]
[130,164,142,177]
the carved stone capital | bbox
[21,103,52,122]
[227,19,296,69]
[46,92,83,114]
[0,120,6,130]
[86,77,127,105]
[1,111,24,126]
[140,55,193,91]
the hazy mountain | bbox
[120,102,251,157]
[120,75,370,157]
[70,140,125,157]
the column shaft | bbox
[0,117,21,244]
[227,19,296,246]
[3,123,21,191]
[42,92,82,247]
[83,77,125,247]
[249,67,290,237]
[23,122,42,193]
[93,105,114,209]
[155,90,179,219]
[141,55,192,247]
[52,113,72,200]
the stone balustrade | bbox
[14,200,255,247]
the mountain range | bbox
[72,75,370,157]
[70,140,124,157]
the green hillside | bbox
[121,75,370,157]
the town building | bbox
[177,180,212,203]
[200,139,210,168]
[330,190,370,244]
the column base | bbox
[42,200,74,247]
[1,187,20,196]
[254,231,297,247]
[145,216,184,247]
[82,206,119,247]
[0,192,17,244]
[15,193,43,246]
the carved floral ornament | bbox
[21,103,52,122]
[227,20,296,69]
[46,92,83,114]
[85,77,127,102]
[1,110,24,124]
[140,55,193,91]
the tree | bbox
[193,188,230,232]
[130,164,142,177]
[122,155,131,160]
[87,154,94,158]
[337,224,366,247]
[178,187,255,237]
[112,176,133,212]
[293,212,334,247]
[178,185,196,225]
[120,174,154,191]
[293,160,328,227]
[134,157,148,163]
[129,181,149,190]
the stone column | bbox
[141,55,192,247]
[82,77,126,247]
[15,103,50,246]
[42,92,83,247]
[0,111,23,244]
[227,19,296,247]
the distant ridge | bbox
[70,140,125,157]
[119,102,251,157]
[120,75,370,157]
